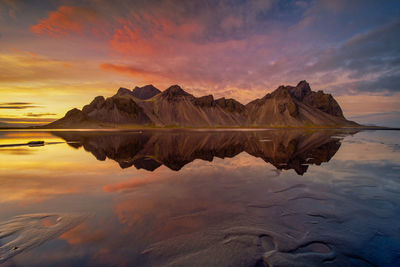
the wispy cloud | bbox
[24,112,56,117]
[30,6,101,38]
[23,1,400,98]
[2,102,33,105]
[0,117,55,123]
[0,102,39,109]
[350,111,400,119]
[348,111,400,127]
[0,116,55,127]
[0,0,399,123]
[99,63,166,82]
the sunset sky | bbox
[0,0,399,127]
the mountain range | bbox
[45,81,358,128]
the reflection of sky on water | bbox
[0,130,399,266]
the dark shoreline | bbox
[0,126,399,131]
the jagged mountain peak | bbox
[290,80,312,100]
[46,80,358,128]
[165,84,187,93]
[82,96,105,114]
[65,108,83,117]
[270,85,292,98]
[245,81,357,126]
[193,95,215,107]
[296,80,311,90]
[215,97,246,113]
[132,84,161,100]
[115,85,161,100]
[116,87,131,96]
[269,81,310,99]
[161,85,192,99]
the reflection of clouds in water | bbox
[389,143,400,152]
[337,133,400,163]
[0,132,61,146]
[0,213,87,264]
[103,172,167,193]
[3,132,54,138]
[0,143,137,204]
[0,148,34,155]
[60,221,106,245]
[0,130,399,265]
[344,130,400,153]
[92,147,400,265]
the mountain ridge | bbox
[45,81,359,128]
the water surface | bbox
[0,129,399,266]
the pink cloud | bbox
[110,14,204,57]
[99,63,169,84]
[30,6,100,37]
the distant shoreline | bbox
[0,126,399,131]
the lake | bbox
[0,129,399,266]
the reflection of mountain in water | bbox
[54,130,354,175]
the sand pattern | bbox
[0,213,87,264]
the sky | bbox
[0,0,399,127]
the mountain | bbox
[137,85,248,127]
[116,85,161,100]
[53,130,353,175]
[45,108,101,128]
[45,81,358,128]
[132,85,161,99]
[246,81,355,127]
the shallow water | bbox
[0,129,399,266]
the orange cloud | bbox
[110,15,204,57]
[100,63,155,78]
[110,19,154,56]
[99,63,169,84]
[30,6,99,37]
